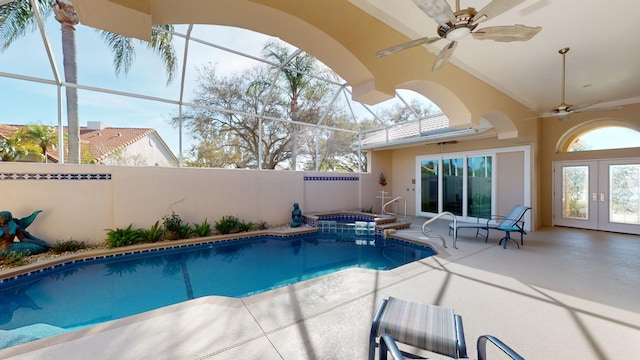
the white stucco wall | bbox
[0,163,369,245]
[102,133,177,167]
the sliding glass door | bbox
[418,154,493,219]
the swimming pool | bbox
[0,231,435,348]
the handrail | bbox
[421,211,458,249]
[383,196,406,220]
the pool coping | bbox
[0,227,318,282]
[0,211,419,283]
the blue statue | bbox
[290,203,303,228]
[0,210,50,255]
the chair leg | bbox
[369,299,388,360]
[499,231,520,249]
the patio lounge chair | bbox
[448,205,531,249]
[370,297,523,360]
[489,205,531,249]
[379,333,524,360]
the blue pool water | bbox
[0,232,435,347]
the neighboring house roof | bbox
[0,123,178,165]
[0,124,17,139]
[80,127,155,163]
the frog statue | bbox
[0,210,50,255]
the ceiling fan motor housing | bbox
[437,8,478,40]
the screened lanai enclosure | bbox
[0,0,497,171]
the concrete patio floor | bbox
[1,218,639,359]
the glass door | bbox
[420,159,439,213]
[599,160,640,234]
[442,157,464,215]
[554,159,640,234]
[417,154,493,219]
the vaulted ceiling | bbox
[71,0,640,127]
[353,0,640,114]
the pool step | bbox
[376,222,412,231]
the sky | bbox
[0,18,284,155]
[2,11,635,158]
[0,15,406,158]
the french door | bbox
[553,159,640,235]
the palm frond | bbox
[149,24,177,85]
[99,30,135,77]
[0,0,52,51]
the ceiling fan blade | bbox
[472,25,542,42]
[573,105,624,113]
[567,99,603,112]
[411,0,456,27]
[472,0,525,25]
[432,41,457,71]
[522,111,555,120]
[376,36,442,57]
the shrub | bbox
[177,224,192,240]
[0,250,30,267]
[162,212,187,240]
[50,239,88,254]
[215,215,246,234]
[192,218,212,237]
[105,224,145,248]
[141,220,164,243]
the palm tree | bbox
[261,41,316,171]
[0,130,41,161]
[22,123,57,162]
[0,0,177,164]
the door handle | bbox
[600,192,606,202]
[592,193,597,201]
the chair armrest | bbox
[379,334,405,360]
[369,299,389,360]
[484,215,504,225]
[477,335,524,360]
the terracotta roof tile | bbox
[0,124,19,139]
[1,124,159,164]
[81,127,154,162]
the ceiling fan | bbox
[538,47,621,121]
[376,0,542,71]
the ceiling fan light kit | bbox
[376,0,542,71]
[438,8,477,40]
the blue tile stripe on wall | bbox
[303,176,359,181]
[0,173,112,180]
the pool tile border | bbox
[0,228,317,284]
[0,172,112,181]
[303,176,359,181]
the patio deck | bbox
[1,218,639,359]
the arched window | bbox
[566,125,640,152]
